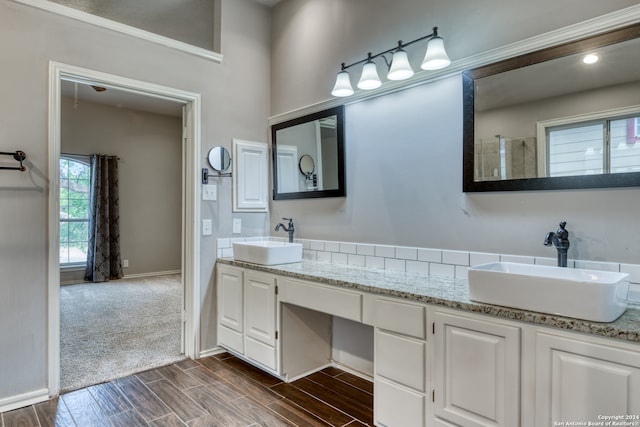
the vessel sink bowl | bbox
[233,240,303,265]
[467,262,630,322]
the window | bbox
[60,156,91,266]
[546,113,640,177]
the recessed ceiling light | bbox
[582,53,599,64]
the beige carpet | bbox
[60,274,186,392]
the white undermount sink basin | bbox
[233,240,303,265]
[468,262,630,322]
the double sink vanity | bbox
[215,18,640,427]
[217,241,640,427]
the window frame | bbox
[537,105,640,178]
[59,154,92,268]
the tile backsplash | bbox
[216,236,640,300]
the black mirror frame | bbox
[272,105,346,200]
[463,23,640,192]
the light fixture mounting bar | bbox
[340,27,440,71]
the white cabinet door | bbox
[244,272,277,346]
[233,139,268,212]
[433,310,521,427]
[218,266,243,333]
[535,332,640,426]
[244,272,278,371]
[217,266,244,354]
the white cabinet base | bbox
[218,325,243,354]
[535,332,640,425]
[375,377,425,427]
[433,310,521,427]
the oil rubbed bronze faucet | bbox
[544,221,570,267]
[275,217,295,243]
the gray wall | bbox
[60,97,182,282]
[269,0,640,265]
[48,0,219,51]
[270,0,639,115]
[0,0,270,403]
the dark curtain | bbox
[85,154,123,282]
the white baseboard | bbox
[123,270,181,279]
[331,361,374,383]
[0,388,50,413]
[60,270,182,285]
[285,363,333,383]
[198,346,227,359]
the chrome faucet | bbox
[275,217,295,243]
[544,221,570,267]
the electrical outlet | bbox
[233,218,242,234]
[123,259,129,268]
[202,219,212,236]
[202,184,217,201]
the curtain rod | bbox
[61,152,121,160]
[0,150,26,171]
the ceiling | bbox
[61,80,184,117]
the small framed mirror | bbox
[208,146,231,172]
[272,106,346,200]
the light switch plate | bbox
[202,219,212,236]
[233,218,242,234]
[202,184,217,201]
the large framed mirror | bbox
[272,106,346,200]
[463,24,640,192]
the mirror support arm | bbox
[202,167,231,184]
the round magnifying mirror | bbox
[208,146,231,172]
[299,154,315,179]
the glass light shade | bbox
[357,61,382,90]
[331,70,354,97]
[421,36,451,70]
[387,50,414,81]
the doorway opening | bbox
[48,62,202,396]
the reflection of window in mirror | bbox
[47,0,220,52]
[542,110,640,177]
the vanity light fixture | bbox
[331,26,451,97]
[357,54,383,90]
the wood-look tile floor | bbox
[0,352,373,427]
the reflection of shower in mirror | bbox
[475,136,536,181]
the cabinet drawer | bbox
[374,297,425,338]
[279,278,362,322]
[218,325,243,354]
[245,336,277,371]
[375,377,425,427]
[376,329,425,392]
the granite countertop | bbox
[217,258,640,344]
